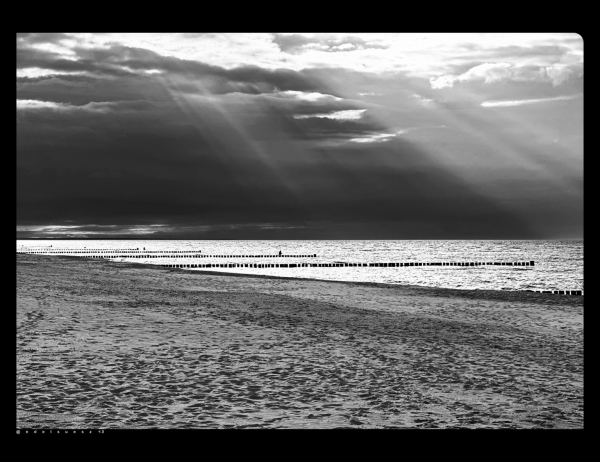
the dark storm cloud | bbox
[17,47,138,78]
[17,94,312,229]
[17,73,174,106]
[17,74,95,84]
[18,35,577,239]
[17,91,535,239]
[17,43,338,98]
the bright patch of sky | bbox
[30,33,581,78]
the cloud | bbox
[17,67,85,79]
[395,128,418,135]
[16,34,582,239]
[259,224,306,230]
[271,90,342,102]
[17,42,332,97]
[17,99,68,110]
[349,133,396,143]
[411,93,434,104]
[16,99,126,113]
[544,66,575,86]
[16,222,180,239]
[480,94,582,107]
[16,33,582,81]
[271,34,388,55]
[17,33,71,44]
[15,224,168,235]
[430,62,579,89]
[293,109,367,120]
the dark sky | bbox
[17,33,583,239]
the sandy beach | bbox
[17,254,583,429]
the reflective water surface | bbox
[17,240,583,293]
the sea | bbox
[17,240,583,294]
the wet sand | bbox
[17,254,583,429]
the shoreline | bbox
[17,254,583,428]
[21,254,583,306]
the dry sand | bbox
[17,254,583,429]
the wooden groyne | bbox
[16,251,581,295]
[17,251,317,258]
[155,261,535,268]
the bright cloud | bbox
[544,66,575,86]
[272,90,342,102]
[17,99,69,110]
[480,94,582,107]
[17,99,126,113]
[16,224,168,235]
[411,93,434,104]
[349,133,396,143]
[293,109,367,120]
[17,33,582,79]
[16,67,86,79]
[430,62,578,89]
[16,225,81,232]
